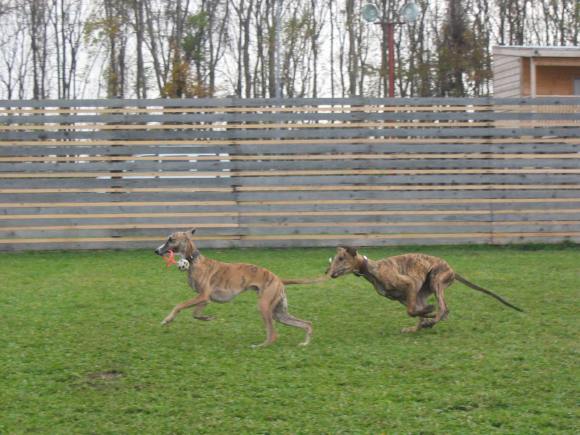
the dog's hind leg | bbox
[403,278,435,318]
[252,297,278,348]
[272,295,313,346]
[401,317,425,333]
[401,316,439,333]
[192,301,215,321]
[430,266,454,324]
[407,267,454,332]
[401,283,439,333]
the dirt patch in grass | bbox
[86,370,124,386]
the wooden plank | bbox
[2,110,578,125]
[1,96,578,109]
[1,184,579,193]
[4,158,579,173]
[3,142,580,158]
[1,137,578,148]
[3,204,575,220]
[4,174,580,189]
[534,58,580,67]
[3,220,577,232]
[2,231,579,245]
[5,223,580,239]
[2,168,580,179]
[1,208,578,220]
[5,234,580,251]
[3,152,579,163]
[3,126,580,141]
[0,104,505,115]
[2,187,578,203]
[2,213,576,230]
[2,217,577,242]
[2,197,579,209]
[4,119,580,131]
[234,235,580,248]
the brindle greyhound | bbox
[327,246,523,333]
[155,229,315,347]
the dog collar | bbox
[354,256,369,278]
[186,249,201,263]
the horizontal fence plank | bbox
[3,184,580,195]
[2,232,580,244]
[3,215,577,230]
[2,169,580,183]
[3,127,580,141]
[1,96,579,108]
[4,236,580,251]
[2,188,579,203]
[3,158,579,173]
[2,110,579,125]
[4,174,580,189]
[3,197,580,209]
[3,221,579,239]
[2,208,578,221]
[1,137,578,148]
[3,120,580,131]
[3,142,580,158]
[3,152,580,163]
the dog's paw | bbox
[161,317,173,326]
[420,319,437,329]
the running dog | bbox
[155,229,314,347]
[326,246,523,333]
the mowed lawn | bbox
[0,244,578,434]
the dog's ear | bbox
[190,228,197,235]
[345,246,358,257]
[339,245,358,257]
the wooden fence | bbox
[1,97,579,251]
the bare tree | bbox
[0,11,29,100]
[128,0,147,98]
[24,0,50,99]
[51,0,83,98]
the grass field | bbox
[0,244,578,434]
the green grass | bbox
[0,244,578,434]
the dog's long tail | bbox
[282,275,330,286]
[455,274,524,312]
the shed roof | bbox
[493,46,580,58]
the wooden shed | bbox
[493,46,580,97]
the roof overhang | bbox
[493,46,580,58]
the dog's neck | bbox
[184,239,202,264]
[353,254,370,278]
[186,249,201,264]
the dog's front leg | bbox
[162,294,209,326]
